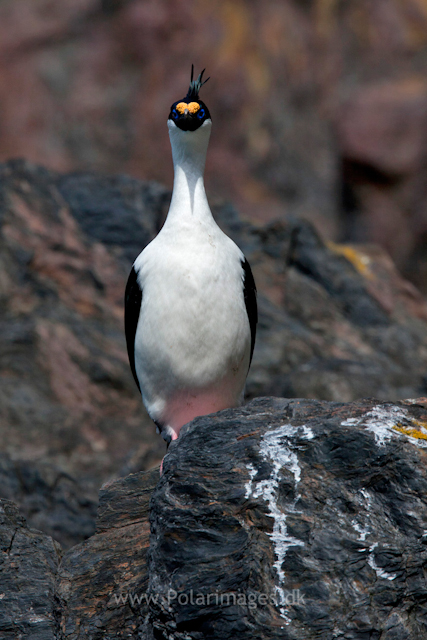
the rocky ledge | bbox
[2,159,427,553]
[2,396,427,639]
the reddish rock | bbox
[2,1,427,288]
[0,160,165,512]
[336,79,427,176]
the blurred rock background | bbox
[1,0,427,549]
[1,0,427,289]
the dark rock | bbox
[0,499,60,640]
[287,220,390,327]
[57,172,170,268]
[0,455,97,549]
[147,397,427,639]
[3,398,427,637]
[57,467,158,639]
[248,219,427,403]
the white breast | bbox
[133,220,251,434]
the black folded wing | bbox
[241,258,257,367]
[124,266,142,392]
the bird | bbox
[124,66,257,459]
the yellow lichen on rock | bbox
[393,420,427,440]
[327,242,373,279]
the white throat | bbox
[166,119,212,223]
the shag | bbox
[125,67,257,452]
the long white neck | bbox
[166,120,213,224]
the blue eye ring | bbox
[197,108,205,119]
[172,109,178,119]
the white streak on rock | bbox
[368,543,397,581]
[360,488,372,504]
[28,615,49,623]
[342,405,417,447]
[353,489,374,546]
[244,463,257,499]
[341,417,359,425]
[246,424,313,620]
[352,521,369,541]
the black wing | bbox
[241,257,257,367]
[124,266,142,392]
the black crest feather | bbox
[186,64,210,101]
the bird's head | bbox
[168,66,211,132]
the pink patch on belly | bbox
[159,389,241,475]
[165,389,239,436]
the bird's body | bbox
[125,68,257,446]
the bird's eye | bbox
[172,109,178,119]
[197,108,205,119]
